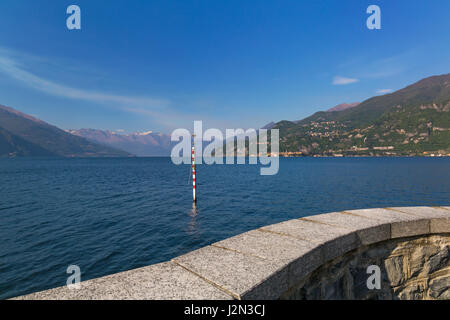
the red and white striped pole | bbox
[192,135,197,203]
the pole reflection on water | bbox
[186,202,199,235]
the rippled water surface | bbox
[1,157,449,299]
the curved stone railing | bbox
[14,206,450,300]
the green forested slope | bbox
[275,74,450,156]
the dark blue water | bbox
[1,157,449,299]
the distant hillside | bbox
[0,105,131,157]
[327,102,360,112]
[273,74,450,156]
[0,127,56,157]
[68,129,174,156]
[261,122,276,130]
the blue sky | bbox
[0,0,449,133]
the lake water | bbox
[0,157,449,299]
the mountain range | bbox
[67,129,173,156]
[326,102,360,112]
[1,73,449,158]
[0,105,130,157]
[273,73,450,156]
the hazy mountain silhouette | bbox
[0,105,130,157]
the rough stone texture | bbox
[260,218,359,262]
[14,261,233,300]
[392,206,450,219]
[302,211,391,245]
[391,207,450,234]
[12,206,450,300]
[344,208,418,223]
[173,245,289,299]
[213,229,317,263]
[212,229,322,288]
[345,208,430,238]
[428,275,450,299]
[280,234,450,300]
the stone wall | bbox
[14,206,450,300]
[281,234,449,300]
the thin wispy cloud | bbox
[342,51,415,81]
[126,106,235,132]
[0,48,233,131]
[332,76,359,85]
[376,89,393,94]
[0,51,169,109]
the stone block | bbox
[261,219,358,263]
[305,211,390,245]
[173,245,288,300]
[390,219,429,238]
[213,229,316,264]
[389,207,450,235]
[213,229,321,288]
[430,218,450,234]
[344,208,431,238]
[344,208,416,223]
[15,261,233,300]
